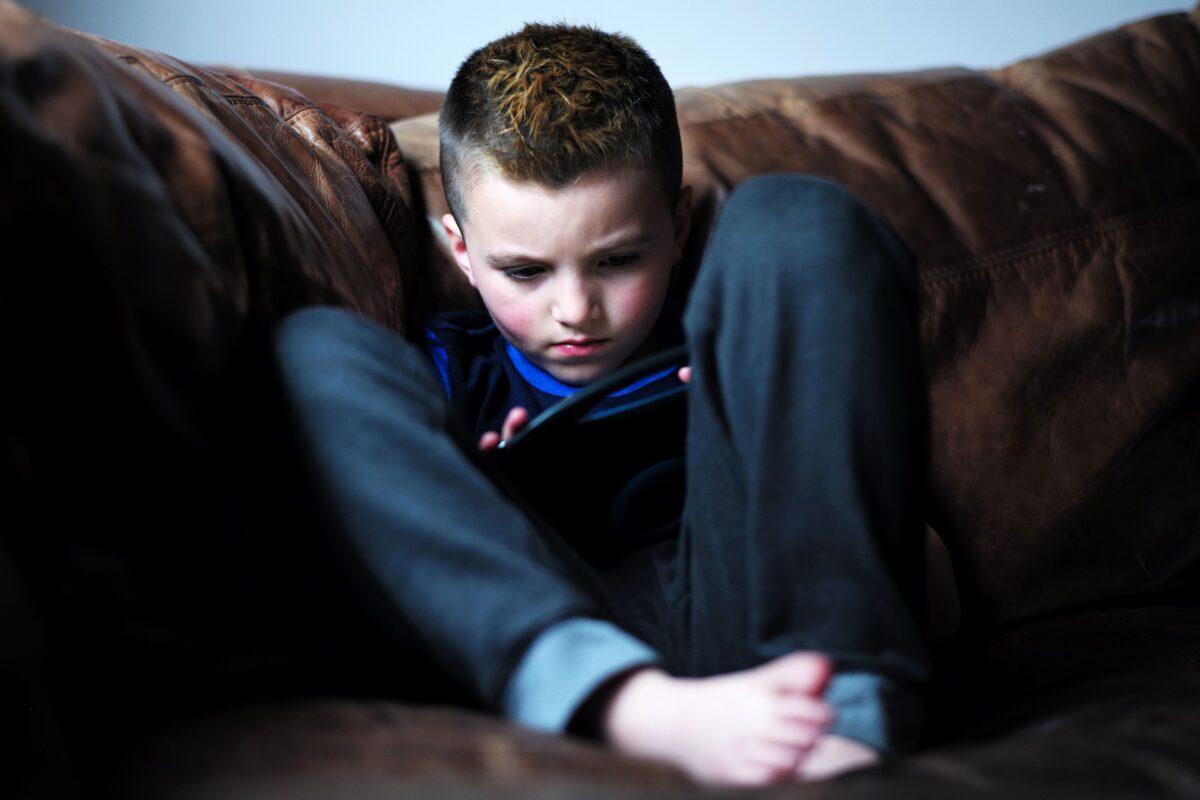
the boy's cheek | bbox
[493,305,537,348]
[614,278,669,325]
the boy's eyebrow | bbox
[486,232,655,268]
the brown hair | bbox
[439,21,682,231]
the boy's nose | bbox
[551,280,599,327]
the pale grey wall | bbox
[24,0,1189,91]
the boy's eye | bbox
[504,266,544,282]
[602,253,641,269]
[502,254,640,283]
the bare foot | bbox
[597,652,836,787]
[795,733,882,781]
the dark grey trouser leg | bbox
[665,173,933,755]
[271,307,663,720]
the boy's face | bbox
[442,165,692,386]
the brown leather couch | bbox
[4,1,1200,796]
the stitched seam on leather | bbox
[220,96,265,106]
[129,65,265,104]
[341,116,373,137]
[677,74,987,128]
[923,199,1200,286]
[281,106,323,125]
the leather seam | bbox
[675,74,989,128]
[126,64,266,105]
[922,199,1200,287]
[281,105,324,125]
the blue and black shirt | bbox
[418,292,688,445]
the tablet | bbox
[485,344,690,563]
[495,344,689,453]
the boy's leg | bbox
[669,173,932,757]
[271,306,667,733]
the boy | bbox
[272,21,932,788]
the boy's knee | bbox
[711,173,917,298]
[724,173,876,230]
[273,306,362,383]
[273,305,441,404]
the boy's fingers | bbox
[478,431,500,451]
[503,406,528,440]
[678,365,692,383]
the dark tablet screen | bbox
[485,344,689,563]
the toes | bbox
[766,717,825,749]
[774,694,835,726]
[739,739,804,772]
[760,652,833,694]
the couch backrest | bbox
[386,9,1200,634]
[2,0,431,438]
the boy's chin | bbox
[544,360,611,387]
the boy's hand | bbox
[478,406,529,451]
[479,369,689,452]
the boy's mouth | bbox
[552,338,608,357]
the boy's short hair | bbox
[439,21,682,230]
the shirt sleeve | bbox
[501,616,663,734]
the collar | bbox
[505,340,678,398]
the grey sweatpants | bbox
[272,173,932,756]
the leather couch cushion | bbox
[2,0,423,438]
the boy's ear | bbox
[442,213,478,288]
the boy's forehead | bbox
[464,167,668,244]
